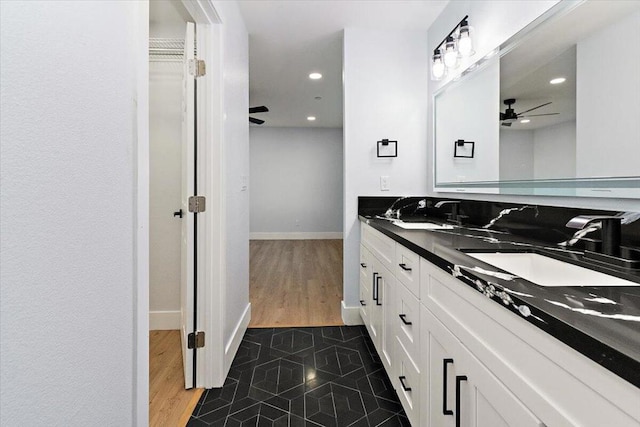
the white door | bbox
[180,21,196,390]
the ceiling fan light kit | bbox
[431,16,475,80]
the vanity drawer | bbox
[361,222,395,271]
[395,245,420,297]
[395,281,420,366]
[395,338,420,427]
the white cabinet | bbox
[420,305,543,427]
[360,220,640,427]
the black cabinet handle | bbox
[443,358,454,415]
[360,262,367,268]
[399,263,412,272]
[372,273,378,303]
[375,275,382,306]
[399,375,412,392]
[399,314,412,325]
[173,209,183,218]
[360,299,366,306]
[455,375,468,427]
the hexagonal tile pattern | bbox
[188,326,408,426]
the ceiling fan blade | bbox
[249,117,265,125]
[249,106,269,114]
[501,122,512,127]
[520,113,560,117]
[516,101,552,115]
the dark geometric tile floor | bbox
[187,326,410,426]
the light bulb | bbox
[443,37,458,68]
[432,52,445,79]
[458,31,473,57]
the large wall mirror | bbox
[434,1,640,198]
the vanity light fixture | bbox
[309,72,322,80]
[550,77,566,85]
[431,16,476,80]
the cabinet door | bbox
[379,264,396,375]
[368,257,383,352]
[422,305,544,427]
[359,245,371,326]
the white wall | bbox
[250,127,343,237]
[427,0,639,211]
[576,10,640,178]
[533,120,576,179]
[1,1,146,425]
[499,129,534,181]
[148,3,185,330]
[212,0,251,373]
[343,28,429,318]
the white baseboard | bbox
[341,301,364,326]
[250,232,343,240]
[223,303,251,375]
[149,310,180,330]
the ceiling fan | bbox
[249,106,269,125]
[499,98,559,127]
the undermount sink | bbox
[393,221,454,230]
[465,252,639,287]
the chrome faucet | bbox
[566,215,621,257]
[435,200,463,225]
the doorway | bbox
[148,1,202,424]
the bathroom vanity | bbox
[358,197,640,427]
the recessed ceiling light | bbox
[309,73,322,80]
[520,119,531,123]
[550,77,566,85]
[307,116,316,121]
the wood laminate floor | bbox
[249,239,344,327]
[149,330,203,427]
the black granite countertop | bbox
[359,213,640,388]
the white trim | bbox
[223,303,251,377]
[341,300,364,326]
[250,232,344,240]
[183,0,226,389]
[134,1,150,425]
[149,311,181,330]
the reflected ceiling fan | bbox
[249,106,269,125]
[500,98,558,127]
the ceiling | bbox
[237,0,449,128]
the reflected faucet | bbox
[435,200,463,225]
[566,215,621,257]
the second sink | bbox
[465,252,639,287]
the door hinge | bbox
[188,196,206,213]
[189,59,206,77]
[188,331,205,349]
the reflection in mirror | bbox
[434,1,640,198]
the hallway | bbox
[249,239,344,327]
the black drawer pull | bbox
[399,375,412,392]
[360,262,367,268]
[360,299,366,306]
[399,314,412,325]
[372,273,378,302]
[375,276,382,305]
[455,375,468,427]
[399,263,412,272]
[443,358,454,415]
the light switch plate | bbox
[380,175,390,191]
